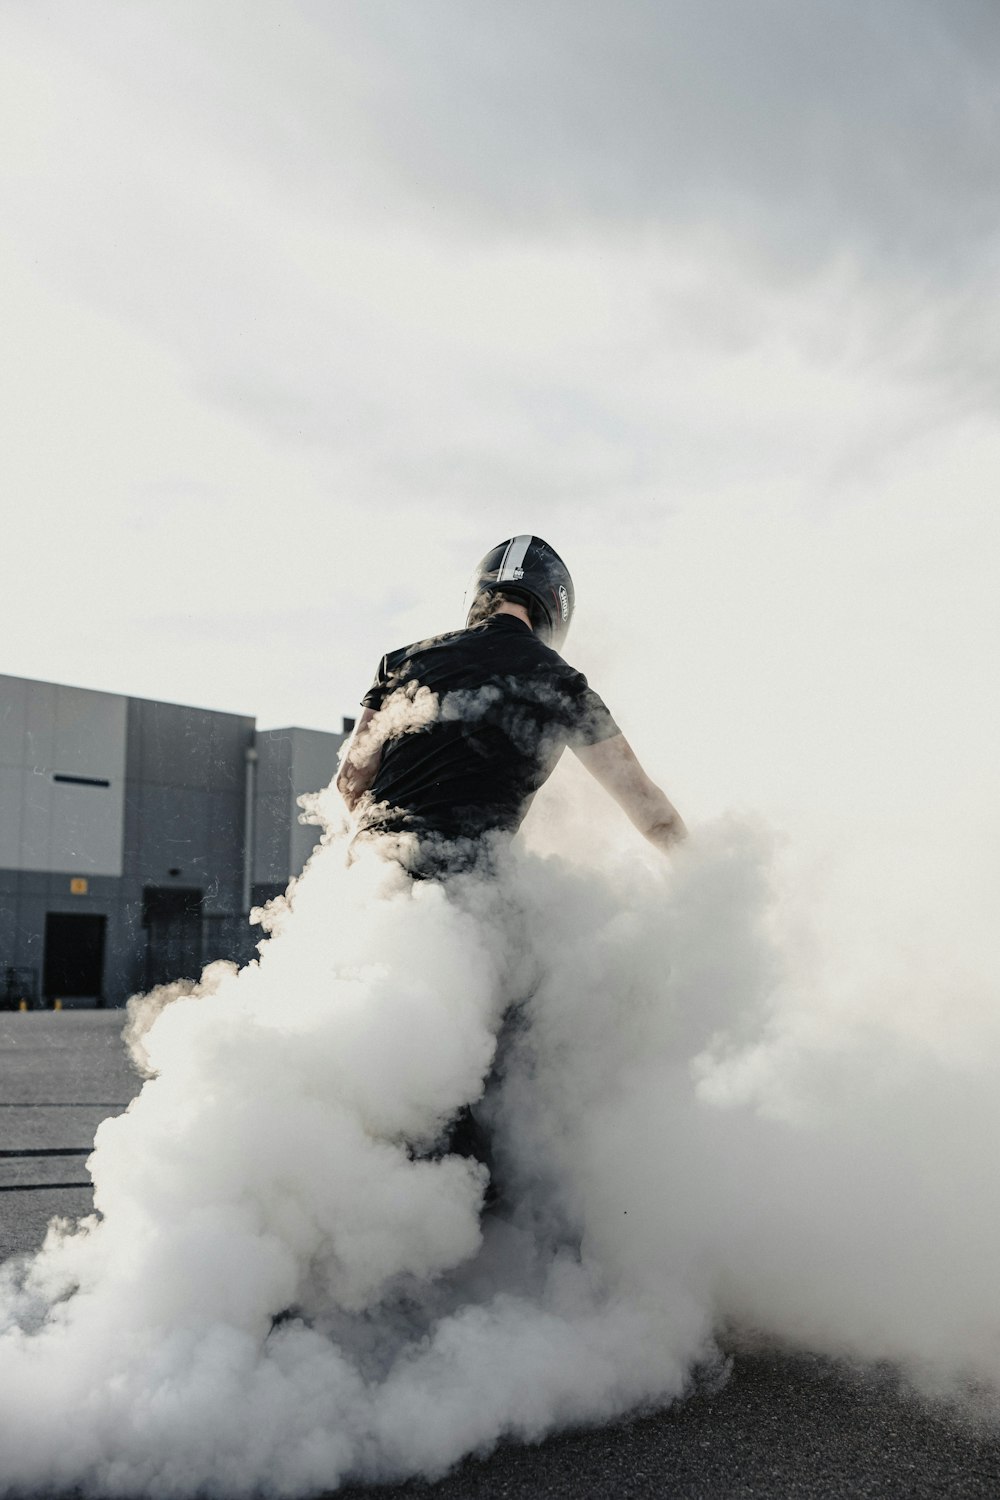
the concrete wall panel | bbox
[253,731,293,884]
[18,765,51,869]
[7,889,44,980]
[129,700,253,792]
[0,877,18,964]
[50,780,124,875]
[0,766,23,870]
[253,790,292,886]
[0,679,126,876]
[205,792,247,909]
[289,728,344,798]
[54,685,128,780]
[126,783,215,883]
[251,726,344,883]
[22,679,57,771]
[0,676,27,768]
[254,731,292,796]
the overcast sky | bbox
[3,0,998,844]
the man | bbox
[337,536,685,1201]
[337,535,686,870]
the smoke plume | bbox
[1,779,998,1494]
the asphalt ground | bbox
[2,1011,999,1499]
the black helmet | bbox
[465,535,575,649]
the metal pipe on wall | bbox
[242,742,258,915]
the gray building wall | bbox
[118,697,256,1003]
[254,726,345,896]
[0,674,127,876]
[0,675,348,1009]
[124,696,253,909]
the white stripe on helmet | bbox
[497,534,533,583]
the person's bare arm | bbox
[336,707,382,812]
[573,733,687,853]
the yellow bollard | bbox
[18,999,27,1012]
[54,998,63,1012]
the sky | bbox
[2,0,999,844]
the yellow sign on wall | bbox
[70,877,88,895]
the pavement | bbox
[0,1009,137,1261]
[2,1011,999,1499]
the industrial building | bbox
[0,673,350,1008]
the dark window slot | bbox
[0,1148,92,1158]
[0,1183,91,1193]
[52,774,111,788]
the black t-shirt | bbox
[359,615,619,841]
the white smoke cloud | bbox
[2,782,1000,1493]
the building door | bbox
[43,913,107,1004]
[143,886,203,989]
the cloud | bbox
[1,0,998,771]
[299,0,1000,273]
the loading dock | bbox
[42,912,107,1006]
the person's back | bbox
[338,534,686,869]
[359,610,619,845]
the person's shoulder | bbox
[504,634,594,697]
[528,636,584,679]
[383,628,466,666]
